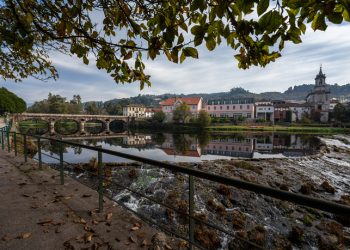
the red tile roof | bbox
[160,97,202,106]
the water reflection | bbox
[31,132,320,163]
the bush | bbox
[152,110,166,123]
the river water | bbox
[31,132,321,164]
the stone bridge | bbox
[12,113,130,135]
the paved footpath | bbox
[0,150,175,250]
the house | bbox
[306,67,331,122]
[144,108,161,118]
[274,103,312,122]
[255,102,274,122]
[159,97,203,120]
[122,104,146,118]
[205,98,255,119]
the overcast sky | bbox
[1,23,350,103]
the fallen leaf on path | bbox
[31,205,39,209]
[37,219,53,226]
[134,222,141,228]
[1,235,12,242]
[85,233,93,243]
[105,212,112,220]
[136,232,146,238]
[43,229,49,233]
[55,228,62,234]
[22,194,30,197]
[115,237,121,242]
[17,232,31,239]
[18,182,27,186]
[92,220,99,225]
[130,226,139,231]
[82,194,92,198]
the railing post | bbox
[59,141,64,185]
[98,150,104,213]
[189,175,195,249]
[23,134,27,162]
[37,137,42,169]
[7,130,10,153]
[13,132,17,156]
[1,129,4,150]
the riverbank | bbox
[207,124,350,134]
[0,150,177,250]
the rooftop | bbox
[160,97,202,106]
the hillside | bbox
[102,83,350,107]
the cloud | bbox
[1,23,350,103]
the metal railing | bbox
[1,125,350,249]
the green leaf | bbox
[190,0,205,11]
[343,10,350,21]
[177,33,184,45]
[180,52,186,63]
[205,36,216,51]
[327,13,343,24]
[183,47,198,59]
[257,0,269,16]
[259,11,282,33]
[83,56,89,65]
[312,13,327,31]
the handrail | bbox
[7,131,350,216]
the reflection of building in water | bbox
[203,137,254,158]
[123,135,152,146]
[255,134,312,157]
[255,136,273,151]
[160,134,202,157]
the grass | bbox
[207,125,350,134]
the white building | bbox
[122,104,146,118]
[255,102,274,122]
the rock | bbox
[272,234,292,250]
[228,226,266,250]
[318,234,342,250]
[149,232,169,250]
[232,210,246,230]
[316,220,344,244]
[194,225,221,249]
[299,182,316,195]
[289,226,304,244]
[321,181,336,194]
[207,199,226,216]
[217,184,231,196]
[128,169,138,179]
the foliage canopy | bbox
[0,87,26,114]
[1,0,349,88]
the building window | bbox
[240,105,242,109]
[227,106,229,110]
[233,106,235,110]
[208,107,210,110]
[220,106,222,110]
[247,105,250,109]
[214,106,216,110]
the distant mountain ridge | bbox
[101,83,350,108]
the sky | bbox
[1,22,350,104]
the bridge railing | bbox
[1,127,350,249]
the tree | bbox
[1,1,349,87]
[28,93,83,114]
[333,103,350,123]
[0,87,26,114]
[152,110,166,123]
[173,102,191,123]
[196,110,211,128]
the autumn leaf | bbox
[105,212,113,220]
[17,232,31,239]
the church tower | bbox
[306,67,331,122]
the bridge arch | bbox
[54,119,80,135]
[110,120,126,133]
[18,118,49,135]
[84,119,106,134]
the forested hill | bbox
[103,83,350,108]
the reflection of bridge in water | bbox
[13,113,130,135]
